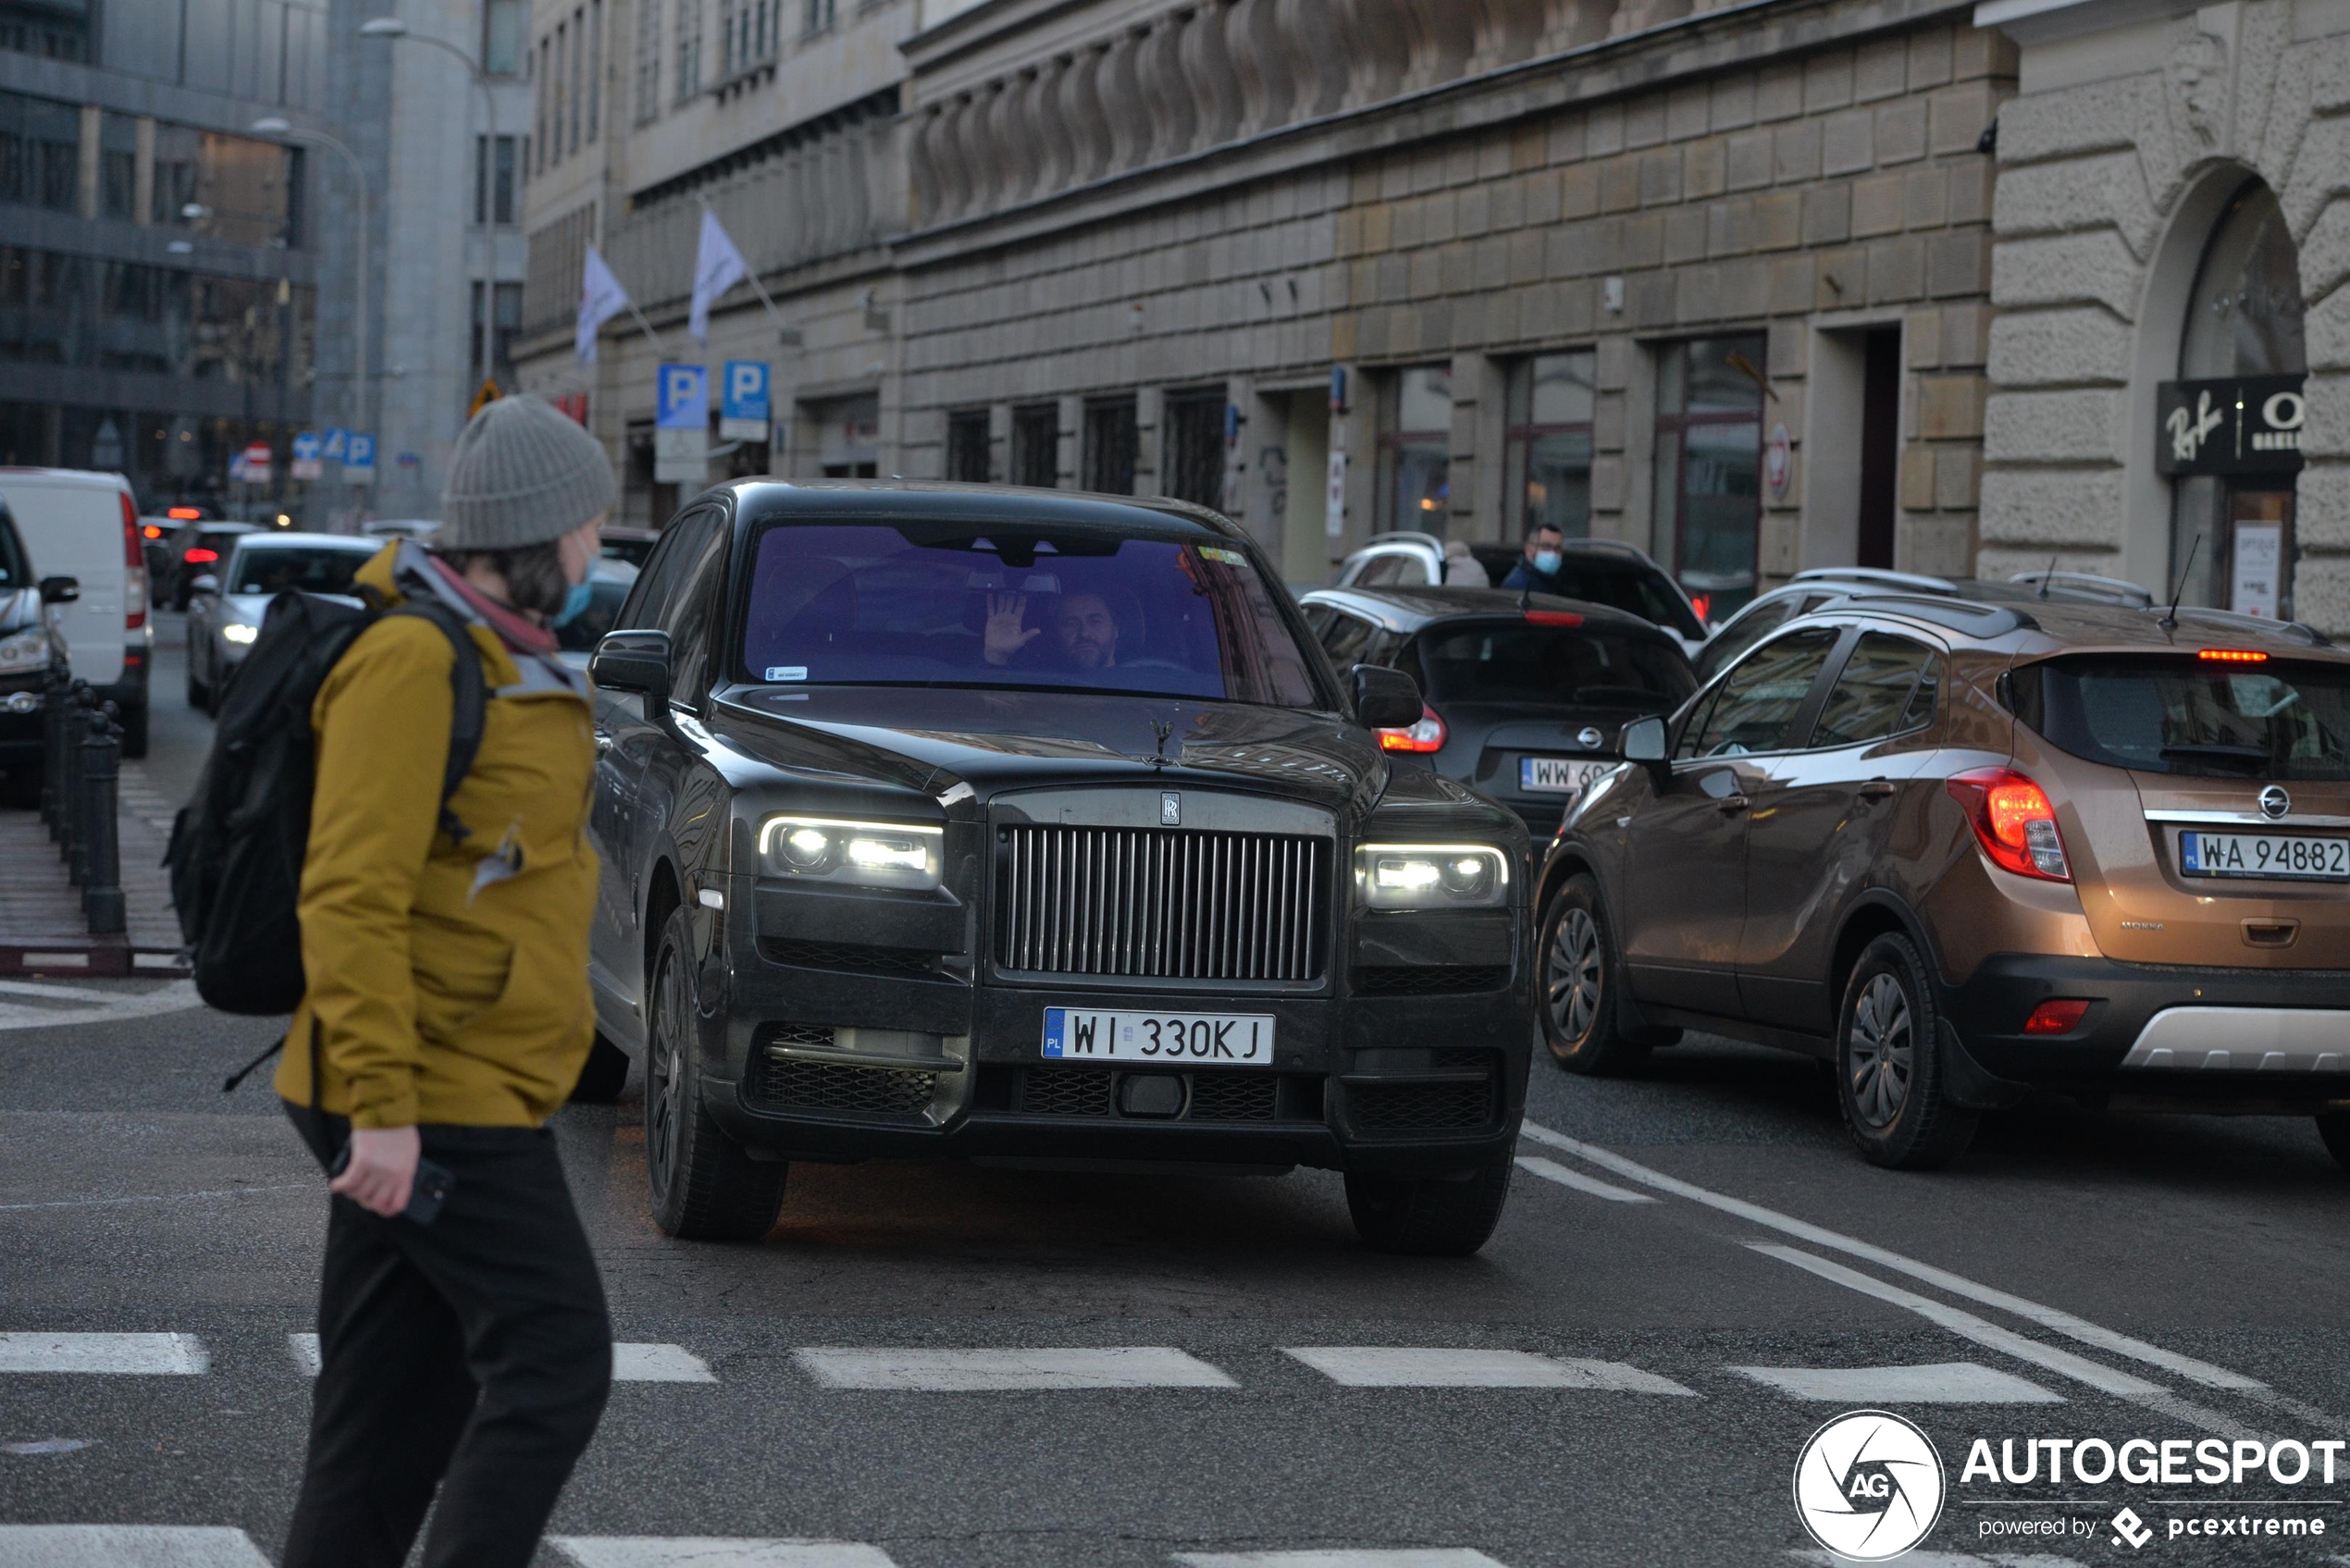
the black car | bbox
[1299,586,1697,838]
[585,482,1534,1254]
[165,521,262,610]
[0,509,74,808]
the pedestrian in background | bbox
[1501,521,1566,596]
[277,395,616,1568]
[1441,537,1490,587]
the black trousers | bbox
[280,1103,613,1568]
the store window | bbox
[1378,364,1450,533]
[1652,336,1766,620]
[1504,351,1596,540]
[945,410,989,482]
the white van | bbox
[0,469,151,758]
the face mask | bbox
[1532,550,1563,575]
[551,579,594,629]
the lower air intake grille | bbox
[752,1056,937,1117]
[760,1023,835,1048]
[761,940,942,977]
[1019,1067,1117,1117]
[1353,965,1512,995]
[1185,1072,1280,1122]
[1349,1078,1495,1134]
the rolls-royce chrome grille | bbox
[996,826,1329,982]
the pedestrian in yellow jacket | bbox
[279,394,616,1568]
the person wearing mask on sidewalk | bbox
[1501,522,1567,596]
[277,395,617,1568]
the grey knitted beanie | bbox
[439,395,617,551]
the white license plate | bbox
[1041,1007,1277,1067]
[1520,757,1615,796]
[2180,830,2350,882]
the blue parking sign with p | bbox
[345,433,375,471]
[658,364,709,430]
[723,362,770,423]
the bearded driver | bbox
[982,591,1121,671]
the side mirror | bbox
[1351,663,1424,732]
[590,628,674,708]
[37,575,79,605]
[1619,714,1668,765]
[189,574,218,597]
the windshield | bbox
[230,548,370,598]
[738,521,1322,708]
[2015,656,2350,781]
[1410,622,1693,709]
[0,512,24,588]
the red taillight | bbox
[142,523,163,539]
[1525,610,1584,627]
[167,506,202,521]
[119,492,146,631]
[1946,767,2071,882]
[184,548,217,564]
[1688,593,1713,623]
[2198,648,2268,664]
[2022,999,2092,1035]
[1377,705,1448,754]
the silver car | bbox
[186,533,380,711]
[1335,531,1711,658]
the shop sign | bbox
[2155,375,2304,476]
[1764,423,1792,497]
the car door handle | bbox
[1715,795,1750,815]
[1858,780,1898,800]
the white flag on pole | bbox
[577,246,631,364]
[688,207,750,345]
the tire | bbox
[1538,873,1664,1074]
[1836,933,1979,1170]
[117,700,147,760]
[2317,1112,2350,1172]
[569,1031,631,1104]
[643,907,785,1240]
[186,660,209,714]
[1345,1146,1516,1256]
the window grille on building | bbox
[1163,392,1225,510]
[946,410,990,482]
[1011,403,1058,488]
[1082,397,1137,496]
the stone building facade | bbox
[1976,0,2350,633]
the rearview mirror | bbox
[37,575,78,605]
[590,628,674,708]
[189,574,218,597]
[1352,663,1424,732]
[1619,714,1667,764]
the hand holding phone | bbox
[328,1128,455,1225]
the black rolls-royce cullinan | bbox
[585,482,1534,1254]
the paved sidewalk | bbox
[0,760,185,977]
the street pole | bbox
[253,118,371,512]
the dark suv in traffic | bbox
[1535,596,2350,1170]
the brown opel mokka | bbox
[1535,595,2350,1169]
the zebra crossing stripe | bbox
[288,1334,715,1383]
[1174,1552,1515,1567]
[0,1332,207,1375]
[0,1525,269,1566]
[551,1539,899,1568]
[1732,1361,2063,1404]
[793,1347,1239,1391]
[1283,1347,1694,1394]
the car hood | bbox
[708,685,1515,835]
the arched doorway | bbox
[2159,179,2307,617]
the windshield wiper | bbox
[2158,742,2271,772]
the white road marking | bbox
[1520,1120,2270,1395]
[552,1540,900,1568]
[1512,1155,1657,1202]
[290,1333,716,1383]
[1284,1347,1693,1394]
[0,1331,206,1375]
[0,1183,307,1214]
[1731,1360,2063,1403]
[1176,1553,1515,1568]
[0,1526,270,1566]
[1750,1245,2258,1438]
[793,1347,1238,1391]
[0,981,202,1032]
[0,978,118,1001]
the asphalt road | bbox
[1,615,2344,1568]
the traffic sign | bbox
[345,432,377,488]
[657,364,709,431]
[240,441,273,484]
[720,361,770,442]
[291,431,323,482]
[469,380,501,418]
[320,428,348,463]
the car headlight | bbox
[0,627,47,674]
[221,623,259,645]
[1354,843,1511,910]
[758,815,944,891]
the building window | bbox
[675,0,703,100]
[0,93,82,213]
[1082,397,1137,495]
[482,0,525,74]
[550,21,567,166]
[1503,351,1597,541]
[536,37,550,172]
[1377,364,1451,533]
[99,112,139,221]
[471,280,526,378]
[635,0,662,123]
[569,11,585,154]
[587,0,602,140]
[1163,391,1225,509]
[945,411,989,482]
[474,135,518,225]
[144,122,302,247]
[1653,336,1766,620]
[1010,403,1058,488]
[803,0,834,36]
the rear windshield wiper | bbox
[2158,743,2272,772]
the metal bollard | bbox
[38,667,67,837]
[59,683,92,874]
[80,703,125,936]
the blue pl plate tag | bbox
[2181,832,2202,871]
[1042,1007,1068,1058]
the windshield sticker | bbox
[765,666,809,682]
[1199,547,1245,566]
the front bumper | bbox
[1947,954,2350,1109]
[0,670,50,761]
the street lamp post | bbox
[252,116,371,501]
[360,17,499,412]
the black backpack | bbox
[167,588,487,1019]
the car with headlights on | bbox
[586,481,1534,1253]
[185,533,379,711]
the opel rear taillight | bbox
[2022,998,2092,1035]
[1947,767,2071,881]
[1377,705,1449,754]
[184,548,217,564]
[119,491,146,632]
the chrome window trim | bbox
[2143,809,2350,829]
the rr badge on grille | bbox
[1161,791,1181,826]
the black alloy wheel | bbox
[642,906,786,1240]
[1835,932,1978,1170]
[1539,873,1673,1074]
[568,1031,631,1104]
[1344,1146,1516,1256]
